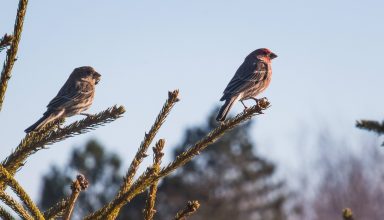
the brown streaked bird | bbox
[25,66,101,133]
[216,48,277,121]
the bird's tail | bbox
[216,97,237,122]
[25,113,56,133]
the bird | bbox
[25,66,101,133]
[216,48,277,121]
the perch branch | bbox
[85,98,270,219]
[2,105,125,179]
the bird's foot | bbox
[250,98,259,106]
[241,101,248,111]
[80,113,92,117]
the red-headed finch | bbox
[216,48,277,121]
[25,66,101,133]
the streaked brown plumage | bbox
[216,48,277,121]
[25,66,101,133]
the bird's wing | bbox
[221,60,268,100]
[47,81,92,109]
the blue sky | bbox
[1,0,383,200]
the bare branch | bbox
[63,174,89,220]
[174,201,200,220]
[0,206,16,220]
[0,34,13,53]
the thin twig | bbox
[43,197,70,219]
[174,201,200,220]
[143,139,165,220]
[2,105,125,178]
[0,166,44,219]
[0,191,32,220]
[0,0,28,110]
[342,208,354,220]
[85,99,270,219]
[0,206,16,220]
[105,90,178,219]
[0,34,13,53]
[63,174,89,220]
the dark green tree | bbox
[39,140,129,219]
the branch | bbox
[43,197,69,219]
[342,208,354,220]
[0,34,13,53]
[0,191,32,220]
[143,139,165,220]
[356,119,384,145]
[85,98,270,219]
[356,120,384,135]
[174,201,200,220]
[2,105,125,178]
[0,206,16,220]
[105,90,178,219]
[63,174,89,220]
[0,0,28,111]
[0,166,44,219]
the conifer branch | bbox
[356,119,384,145]
[0,166,44,219]
[342,208,354,220]
[2,105,125,178]
[0,206,16,220]
[143,139,165,220]
[43,197,69,219]
[174,201,200,220]
[0,191,33,220]
[104,91,178,219]
[0,0,28,111]
[63,174,89,220]
[356,120,384,135]
[0,34,13,53]
[85,99,270,219]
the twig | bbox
[0,206,16,220]
[2,105,125,178]
[106,90,178,219]
[0,166,44,219]
[143,139,165,220]
[0,34,13,53]
[342,208,354,220]
[85,99,270,219]
[357,120,384,145]
[174,201,200,220]
[63,174,89,220]
[0,0,28,110]
[0,191,32,220]
[43,197,70,219]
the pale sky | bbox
[1,0,383,200]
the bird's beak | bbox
[270,53,278,59]
[94,72,101,84]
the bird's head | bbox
[71,66,101,85]
[248,48,277,62]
